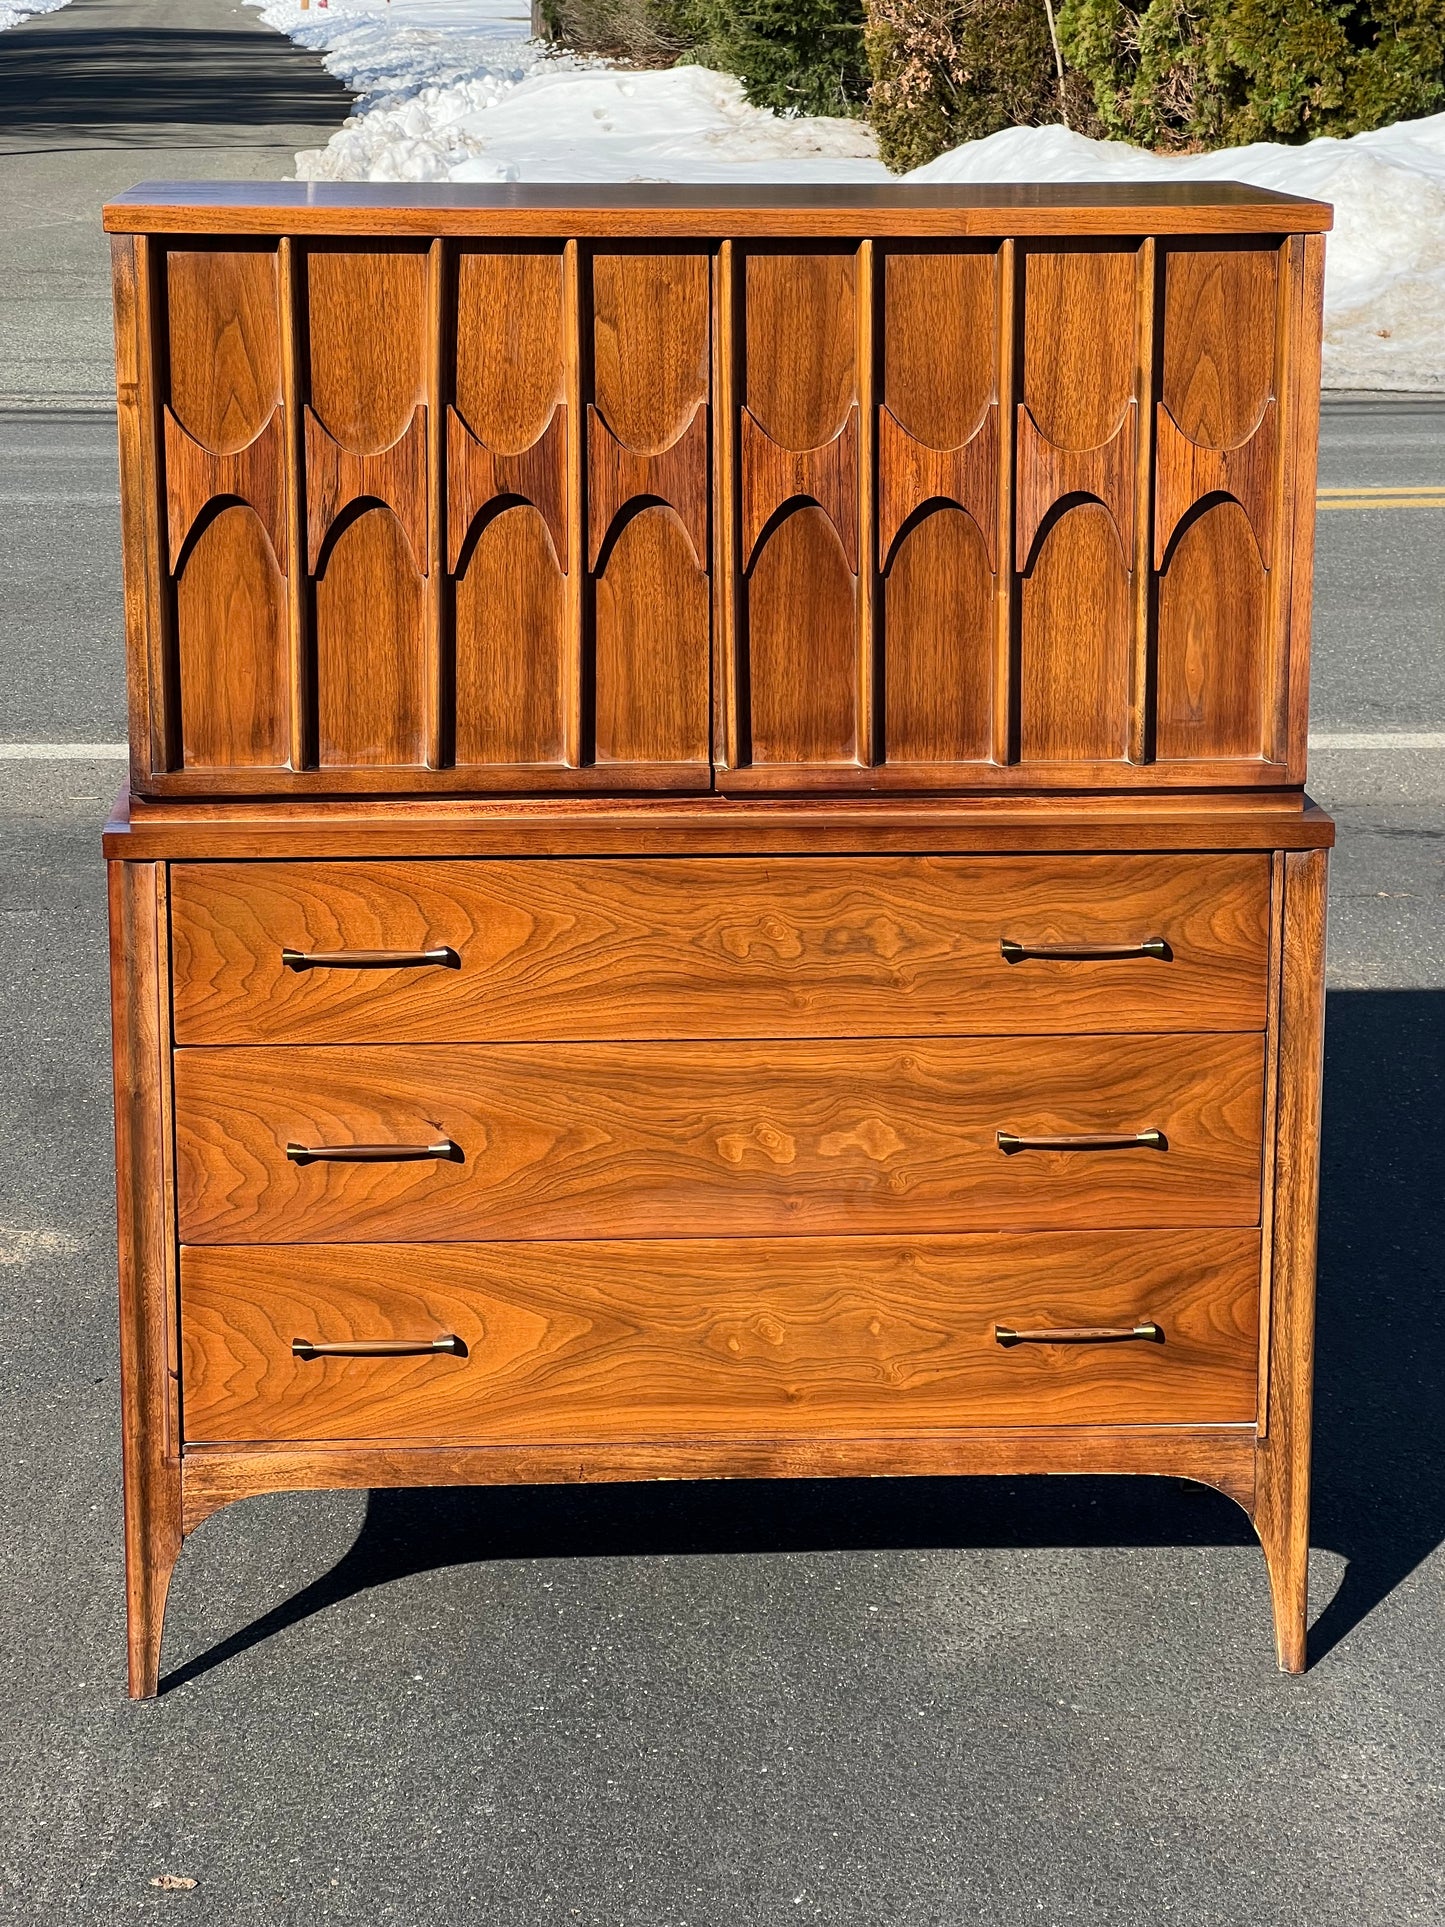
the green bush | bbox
[541,0,870,118]
[864,0,1102,173]
[1057,0,1445,149]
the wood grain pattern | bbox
[1252,846,1327,1670]
[740,249,861,769]
[180,1229,1260,1444]
[1014,402,1136,574]
[1153,400,1276,570]
[447,405,568,572]
[881,508,993,764]
[878,405,997,574]
[107,183,1335,242]
[1155,500,1268,762]
[174,506,289,768]
[1019,504,1131,762]
[453,505,567,766]
[304,404,428,575]
[173,1032,1265,1244]
[110,861,182,1698]
[180,1427,1258,1537]
[169,852,1272,1044]
[315,508,427,766]
[589,249,712,772]
[163,405,287,573]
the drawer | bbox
[179,1230,1260,1444]
[169,854,1270,1045]
[173,1033,1264,1244]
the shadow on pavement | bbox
[160,988,1445,1692]
[0,24,352,137]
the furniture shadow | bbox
[161,987,1444,1692]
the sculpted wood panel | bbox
[881,509,993,764]
[169,851,1272,1044]
[315,509,427,766]
[1154,245,1282,764]
[174,506,288,767]
[162,247,290,771]
[1017,247,1140,766]
[180,1229,1260,1444]
[589,250,712,769]
[740,249,862,767]
[306,249,430,769]
[451,249,569,767]
[173,1032,1265,1243]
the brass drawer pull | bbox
[997,1128,1166,1153]
[1000,937,1170,963]
[292,1333,468,1361]
[995,1322,1164,1347]
[285,1138,462,1165]
[281,945,459,970]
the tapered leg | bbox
[1253,847,1328,1673]
[111,859,183,1698]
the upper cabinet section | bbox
[108,186,1327,797]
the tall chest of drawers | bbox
[103,181,1333,1696]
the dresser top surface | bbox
[103,178,1334,237]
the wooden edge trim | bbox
[110,860,183,1695]
[1256,850,1287,1434]
[181,1427,1259,1535]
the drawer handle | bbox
[997,1129,1167,1153]
[995,1322,1163,1347]
[285,1138,462,1165]
[292,1333,468,1361]
[1000,937,1170,963]
[281,946,459,971]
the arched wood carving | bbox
[1015,401,1136,573]
[163,405,287,573]
[740,406,858,575]
[447,402,567,573]
[586,402,708,573]
[304,403,428,574]
[1154,399,1277,568]
[877,402,997,574]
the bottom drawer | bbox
[180,1232,1259,1444]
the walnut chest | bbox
[102,181,1333,1696]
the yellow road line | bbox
[1316,491,1445,509]
[1317,484,1445,494]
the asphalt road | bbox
[0,397,1442,1924]
[0,0,352,403]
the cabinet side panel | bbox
[590,250,711,766]
[1017,247,1139,765]
[742,249,860,768]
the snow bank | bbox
[914,120,1445,391]
[252,0,1445,387]
[0,0,70,30]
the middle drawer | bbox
[174,1034,1265,1243]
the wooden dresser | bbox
[102,182,1332,1696]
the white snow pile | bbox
[0,0,69,31]
[253,0,1445,388]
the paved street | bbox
[0,395,1441,1923]
[0,5,1442,1905]
[0,0,351,403]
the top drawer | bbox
[170,853,1269,1044]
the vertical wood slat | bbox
[856,239,877,766]
[713,238,739,770]
[111,235,167,781]
[1256,847,1287,1437]
[1129,237,1157,765]
[1280,233,1325,780]
[109,857,183,1698]
[1252,845,1328,1671]
[277,235,309,771]
[426,237,448,767]
[562,238,585,768]
[992,238,1017,767]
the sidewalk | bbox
[0,0,353,405]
